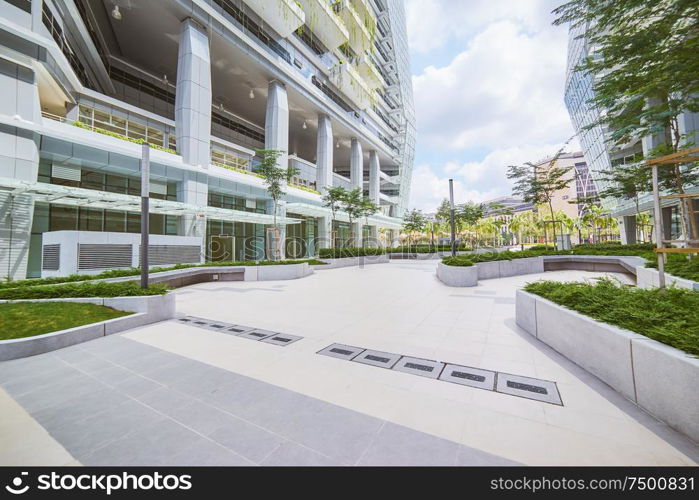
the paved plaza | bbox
[1,261,697,466]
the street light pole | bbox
[140,143,150,289]
[449,179,456,257]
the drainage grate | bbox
[261,334,302,346]
[496,373,562,405]
[507,381,547,394]
[175,317,302,346]
[353,349,401,369]
[439,364,496,390]
[317,344,365,360]
[316,344,561,405]
[393,356,445,379]
[238,329,276,341]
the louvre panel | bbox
[78,244,132,270]
[51,164,81,181]
[140,245,201,266]
[42,244,60,270]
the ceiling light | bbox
[219,102,224,111]
[336,140,340,148]
[111,5,122,20]
[302,120,307,130]
[163,74,168,84]
[249,89,255,99]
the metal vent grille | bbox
[51,164,81,181]
[42,244,60,270]
[78,244,132,270]
[139,245,201,266]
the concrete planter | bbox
[636,266,698,291]
[0,293,175,361]
[102,263,312,286]
[317,254,389,269]
[516,289,699,443]
[436,262,478,287]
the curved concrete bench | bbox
[315,254,389,269]
[436,254,653,287]
[0,293,175,361]
[100,262,312,287]
[516,289,699,443]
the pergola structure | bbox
[646,147,699,288]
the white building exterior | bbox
[0,0,414,279]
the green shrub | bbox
[318,248,387,258]
[388,244,472,253]
[441,256,474,266]
[524,279,699,356]
[0,282,169,300]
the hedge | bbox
[318,248,387,258]
[0,282,169,300]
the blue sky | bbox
[405,0,578,211]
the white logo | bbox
[5,472,29,495]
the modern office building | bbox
[531,151,597,220]
[564,20,698,243]
[0,0,414,280]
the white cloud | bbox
[406,0,560,53]
[412,19,572,151]
[410,142,570,211]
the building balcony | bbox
[328,61,376,110]
[296,0,349,51]
[355,54,384,89]
[349,0,376,28]
[337,0,373,55]
[242,0,306,38]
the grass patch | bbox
[0,282,169,300]
[524,279,699,356]
[0,302,131,340]
[318,248,387,258]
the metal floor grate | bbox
[175,316,302,346]
[316,343,563,405]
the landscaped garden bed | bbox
[0,302,131,340]
[516,279,699,443]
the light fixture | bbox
[111,5,122,20]
[219,102,224,111]
[249,89,255,99]
[336,140,340,148]
[163,74,168,84]
[302,120,307,130]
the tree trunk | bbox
[548,202,557,249]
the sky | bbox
[405,0,578,212]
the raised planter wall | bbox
[516,289,699,443]
[436,262,478,287]
[636,266,698,291]
[316,254,390,269]
[0,293,175,361]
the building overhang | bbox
[285,202,403,229]
[0,178,303,225]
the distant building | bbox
[531,152,598,219]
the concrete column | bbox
[265,81,289,169]
[265,199,286,259]
[0,59,41,280]
[175,19,211,168]
[620,215,637,245]
[367,150,380,247]
[177,172,208,253]
[317,216,332,249]
[315,114,333,193]
[31,0,43,33]
[350,138,363,246]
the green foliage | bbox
[321,186,348,223]
[459,201,485,226]
[72,121,178,155]
[525,278,699,356]
[402,209,427,233]
[0,302,132,340]
[441,255,474,267]
[254,149,286,225]
[389,244,472,253]
[318,247,387,258]
[0,282,169,300]
[341,187,365,229]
